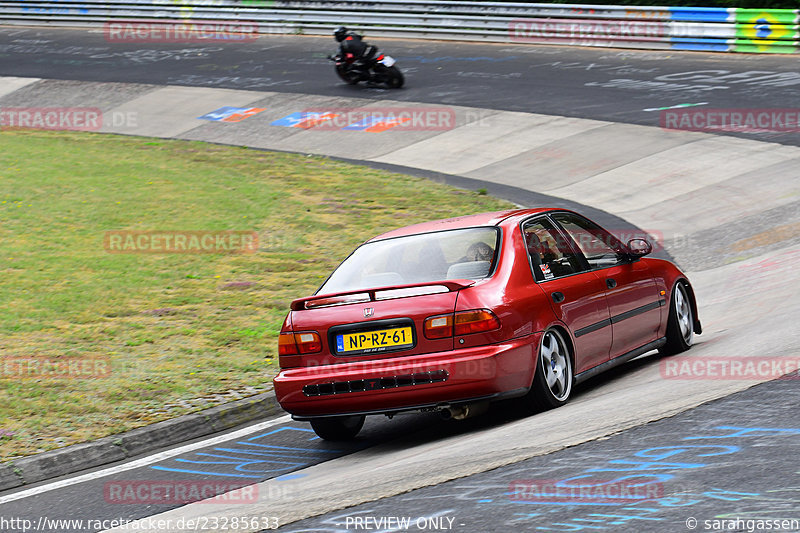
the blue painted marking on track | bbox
[270,111,312,127]
[270,111,336,128]
[236,442,339,452]
[150,466,262,478]
[244,426,320,441]
[182,452,305,464]
[275,473,307,481]
[341,117,387,131]
[209,447,310,458]
[588,512,664,525]
[149,424,349,478]
[684,426,800,440]
[586,459,704,472]
[633,445,739,460]
[701,488,760,501]
[515,500,626,506]
[171,453,308,473]
[199,106,244,121]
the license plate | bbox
[336,326,412,355]
[379,55,396,67]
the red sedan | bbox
[274,209,701,440]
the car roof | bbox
[368,208,562,242]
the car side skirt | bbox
[574,337,666,385]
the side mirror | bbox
[626,238,652,258]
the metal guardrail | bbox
[1,1,798,53]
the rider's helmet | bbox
[334,26,348,42]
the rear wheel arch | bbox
[549,323,576,371]
[529,322,575,378]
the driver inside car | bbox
[525,231,558,267]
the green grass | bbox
[0,130,513,459]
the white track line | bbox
[0,414,292,505]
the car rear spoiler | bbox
[290,279,475,311]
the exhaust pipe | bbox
[438,401,489,421]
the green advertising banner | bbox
[734,9,799,53]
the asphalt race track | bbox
[0,26,799,533]
[0,413,445,532]
[280,378,800,533]
[1,28,800,146]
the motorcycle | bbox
[328,50,404,89]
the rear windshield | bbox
[318,227,501,294]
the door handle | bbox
[552,292,565,303]
[606,278,617,289]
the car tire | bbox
[309,415,365,441]
[525,328,574,411]
[660,282,694,356]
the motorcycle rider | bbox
[333,26,377,81]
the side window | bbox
[551,213,626,270]
[521,218,584,282]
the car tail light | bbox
[424,314,453,339]
[278,331,322,355]
[424,310,501,339]
[454,310,501,336]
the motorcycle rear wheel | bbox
[384,65,404,89]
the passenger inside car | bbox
[461,241,494,262]
[446,241,495,279]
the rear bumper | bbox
[273,334,539,417]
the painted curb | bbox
[0,391,282,492]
